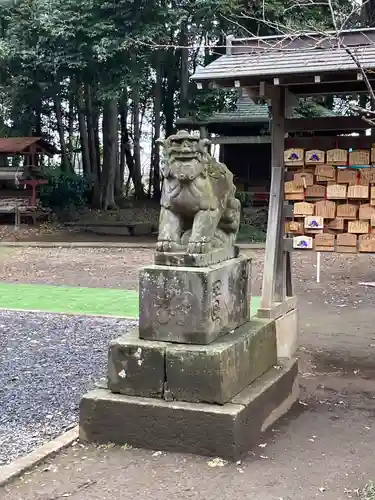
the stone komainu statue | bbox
[156,130,241,254]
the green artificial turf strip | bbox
[0,283,139,317]
[250,295,261,317]
[0,282,261,318]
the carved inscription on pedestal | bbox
[211,280,223,324]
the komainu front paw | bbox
[156,240,182,252]
[187,239,211,254]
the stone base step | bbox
[80,358,298,461]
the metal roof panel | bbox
[192,46,375,81]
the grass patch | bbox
[0,282,262,318]
[361,482,375,500]
[0,283,139,317]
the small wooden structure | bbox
[192,27,375,315]
[178,91,364,201]
[177,93,272,196]
[0,137,57,226]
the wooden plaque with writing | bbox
[284,148,304,166]
[327,217,344,230]
[293,171,314,187]
[349,150,370,166]
[326,148,348,165]
[284,180,304,194]
[315,164,336,180]
[348,220,369,234]
[293,235,313,249]
[285,193,305,201]
[337,233,357,247]
[305,184,326,198]
[285,221,304,234]
[359,168,372,185]
[347,185,369,199]
[359,234,375,253]
[304,216,324,230]
[305,149,325,164]
[337,168,357,185]
[359,203,375,220]
[314,200,336,219]
[315,233,335,249]
[293,202,314,216]
[326,184,347,199]
[336,203,358,219]
[326,149,348,165]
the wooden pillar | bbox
[260,87,286,309]
[219,144,225,163]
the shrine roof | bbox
[0,137,58,156]
[192,28,375,95]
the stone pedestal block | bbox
[107,331,166,398]
[166,319,276,404]
[107,319,277,404]
[139,256,251,345]
[80,358,299,461]
[275,308,299,359]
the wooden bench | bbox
[0,196,49,227]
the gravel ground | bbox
[0,310,136,465]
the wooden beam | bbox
[210,136,271,145]
[261,86,286,309]
[210,77,375,96]
[286,80,373,95]
[285,135,374,149]
[285,116,369,132]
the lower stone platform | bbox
[80,358,298,461]
[108,319,277,404]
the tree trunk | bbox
[34,96,42,137]
[76,84,91,177]
[122,125,136,197]
[131,85,144,199]
[179,24,189,117]
[85,83,101,207]
[152,58,162,200]
[67,89,75,170]
[163,46,178,137]
[102,99,118,210]
[117,93,128,203]
[55,93,71,172]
